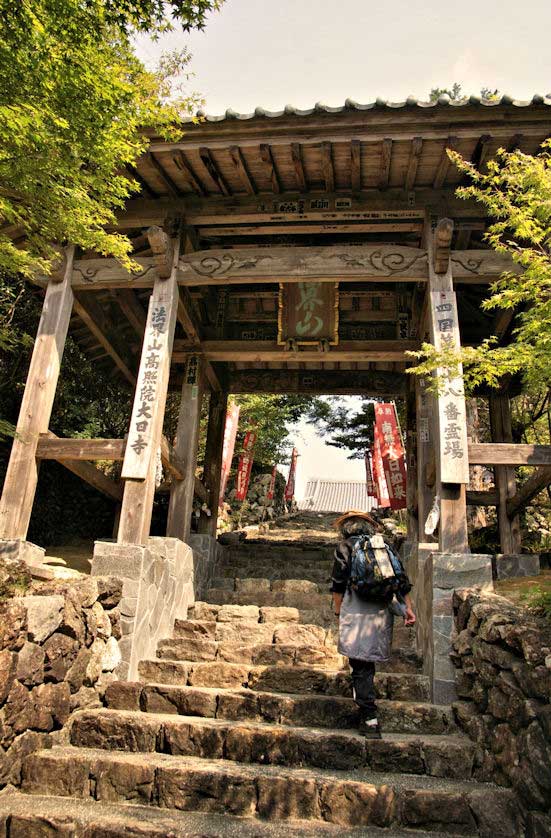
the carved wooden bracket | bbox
[432,217,454,274]
[147,225,174,279]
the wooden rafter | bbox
[146,152,181,198]
[229,146,257,194]
[471,134,493,171]
[405,137,423,191]
[259,144,281,193]
[73,293,136,385]
[350,140,361,193]
[198,147,231,196]
[173,151,208,196]
[320,142,335,192]
[433,136,457,189]
[290,143,307,192]
[125,164,157,199]
[379,138,392,189]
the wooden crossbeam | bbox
[320,142,335,192]
[259,144,281,193]
[172,339,419,363]
[73,294,136,385]
[229,146,257,194]
[113,289,147,337]
[507,465,551,517]
[198,221,422,238]
[433,137,457,189]
[350,140,361,193]
[405,137,423,191]
[173,151,208,196]
[146,153,181,198]
[199,147,231,196]
[466,490,499,506]
[290,143,307,192]
[468,443,551,466]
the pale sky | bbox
[136,0,551,115]
[136,0,550,496]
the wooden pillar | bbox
[0,247,75,540]
[166,356,204,542]
[489,391,521,553]
[405,374,419,543]
[415,376,437,544]
[117,227,181,545]
[198,390,228,537]
[427,219,469,553]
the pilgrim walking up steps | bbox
[0,516,520,836]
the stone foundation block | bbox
[0,540,45,567]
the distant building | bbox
[298,479,374,513]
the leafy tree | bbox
[407,140,551,393]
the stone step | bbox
[188,602,302,623]
[70,708,475,780]
[107,682,447,735]
[205,589,337,610]
[136,659,430,701]
[156,637,343,668]
[21,747,519,834]
[0,790,455,838]
[173,617,331,645]
[212,577,327,593]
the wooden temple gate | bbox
[2,97,551,562]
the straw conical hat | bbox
[332,510,381,531]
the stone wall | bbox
[0,566,122,787]
[414,551,493,704]
[188,534,225,599]
[451,589,551,838]
[91,537,195,681]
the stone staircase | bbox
[0,529,521,836]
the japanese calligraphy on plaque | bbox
[122,297,174,480]
[278,282,339,346]
[429,289,470,484]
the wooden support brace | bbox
[229,146,257,194]
[290,143,307,192]
[198,390,228,536]
[198,147,231,196]
[507,465,551,517]
[37,432,122,501]
[0,247,75,540]
[73,294,136,385]
[259,144,281,193]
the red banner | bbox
[284,448,298,501]
[372,424,391,508]
[365,451,377,499]
[219,402,240,504]
[235,429,257,501]
[374,403,407,510]
[267,466,278,500]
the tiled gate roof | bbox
[298,479,373,513]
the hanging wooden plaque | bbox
[278,281,339,345]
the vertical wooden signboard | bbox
[428,289,470,484]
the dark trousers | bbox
[349,659,377,719]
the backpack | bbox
[348,534,408,602]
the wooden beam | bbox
[54,456,122,501]
[197,221,421,238]
[173,151,208,197]
[228,367,405,395]
[229,146,257,194]
[66,247,520,290]
[320,142,335,192]
[0,249,75,540]
[290,143,307,192]
[466,489,499,506]
[350,140,361,193]
[146,153,181,198]
[259,144,281,193]
[167,357,204,541]
[433,137,458,189]
[468,442,551,466]
[113,289,147,337]
[73,294,136,385]
[172,339,418,364]
[432,217,454,274]
[198,147,231,196]
[37,436,125,460]
[405,137,423,191]
[507,465,551,517]
[198,390,228,536]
